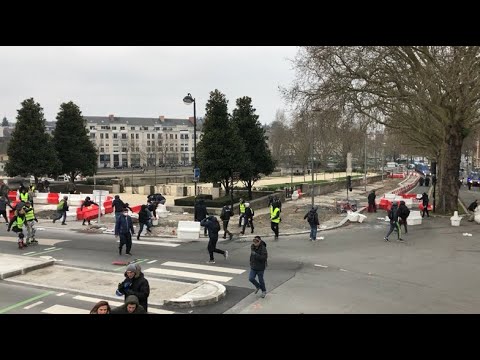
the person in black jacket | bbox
[467,199,478,221]
[421,192,430,218]
[367,190,377,213]
[111,295,146,314]
[112,195,126,223]
[195,199,208,236]
[241,202,255,235]
[80,196,99,226]
[137,204,152,239]
[116,264,150,312]
[201,215,227,264]
[304,206,319,241]
[397,200,410,234]
[384,202,402,241]
[249,236,268,298]
[115,208,135,256]
[220,204,233,240]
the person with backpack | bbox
[53,195,69,225]
[384,201,403,241]
[241,202,255,235]
[398,200,410,234]
[304,206,319,241]
[220,204,233,240]
[201,215,228,264]
[249,235,268,298]
[194,199,208,236]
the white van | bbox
[57,175,70,182]
[385,162,398,168]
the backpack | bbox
[212,218,221,232]
[57,200,64,211]
[307,211,315,223]
[220,207,226,221]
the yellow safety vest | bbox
[239,203,245,214]
[20,192,29,202]
[15,216,25,228]
[270,206,280,223]
[24,206,35,221]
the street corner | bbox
[0,253,55,280]
[163,280,226,308]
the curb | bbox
[0,259,55,280]
[163,280,226,308]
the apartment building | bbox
[85,114,201,168]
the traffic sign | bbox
[193,168,200,182]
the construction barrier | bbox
[8,191,17,202]
[47,193,59,204]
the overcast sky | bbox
[0,46,298,124]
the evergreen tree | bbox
[197,89,245,200]
[2,117,8,126]
[4,98,61,186]
[232,96,275,199]
[52,101,97,184]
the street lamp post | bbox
[183,93,197,221]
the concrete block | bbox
[177,221,201,240]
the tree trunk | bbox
[247,180,253,200]
[437,125,463,214]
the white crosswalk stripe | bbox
[116,240,180,247]
[144,261,246,283]
[42,304,87,314]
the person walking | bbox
[201,215,228,264]
[367,190,377,213]
[194,199,208,236]
[398,200,410,234]
[249,235,268,298]
[421,192,430,218]
[220,204,234,240]
[238,198,246,227]
[90,301,111,314]
[270,202,281,240]
[80,196,99,226]
[115,264,150,312]
[115,207,135,256]
[112,195,126,223]
[52,195,69,225]
[304,206,319,241]
[384,202,403,241]
[137,204,152,239]
[467,199,478,222]
[0,195,13,224]
[241,202,255,235]
[22,201,38,245]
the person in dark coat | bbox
[421,192,430,218]
[137,204,152,239]
[367,190,377,213]
[195,199,208,236]
[115,208,135,256]
[116,264,150,312]
[80,196,99,226]
[220,204,233,240]
[249,235,268,298]
[467,199,478,221]
[0,195,13,223]
[384,202,402,241]
[419,177,424,186]
[110,295,146,314]
[201,215,227,264]
[241,202,255,235]
[112,195,126,223]
[304,206,320,241]
[397,200,410,234]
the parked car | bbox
[467,172,480,187]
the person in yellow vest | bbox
[19,188,30,204]
[28,184,36,207]
[238,198,246,227]
[7,208,27,249]
[23,201,38,245]
[270,203,281,241]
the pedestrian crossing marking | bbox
[42,304,87,314]
[116,240,179,247]
[162,261,245,274]
[24,301,43,310]
[144,268,233,282]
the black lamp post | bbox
[183,93,197,221]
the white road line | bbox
[161,261,245,274]
[339,268,348,272]
[41,304,87,314]
[0,236,68,246]
[145,268,233,282]
[116,240,179,247]
[73,295,174,314]
[147,260,158,264]
[44,247,56,251]
[56,293,66,296]
[314,264,328,268]
[23,251,36,255]
[24,301,43,310]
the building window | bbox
[120,126,125,130]
[131,126,135,130]
[175,134,177,139]
[170,146,174,151]
[100,147,104,152]
[136,134,139,139]
[131,134,134,139]
[136,147,139,152]
[147,141,151,146]
[90,126,95,130]
[100,133,104,139]
[180,134,184,139]
[185,134,189,139]
[105,134,109,139]
[112,126,117,130]
[147,134,150,139]
[170,134,173,139]
[158,141,162,146]
[122,147,127,152]
[121,134,127,139]
[90,133,95,138]
[151,134,155,139]
[113,134,118,139]
[159,134,162,139]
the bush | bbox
[174,191,273,207]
